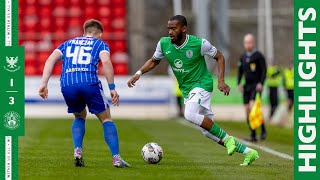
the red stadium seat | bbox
[25,6,36,15]
[113,63,128,75]
[97,0,111,5]
[40,17,51,31]
[38,52,51,63]
[113,7,126,17]
[52,61,62,75]
[54,29,67,41]
[39,7,51,17]
[111,18,126,29]
[23,32,38,41]
[54,17,66,28]
[69,18,81,27]
[99,18,112,29]
[85,0,96,6]
[99,6,111,17]
[112,29,126,40]
[111,0,126,6]
[67,27,82,39]
[52,6,67,17]
[26,0,36,5]
[112,52,128,63]
[85,7,96,18]
[70,0,81,6]
[22,41,37,53]
[39,0,52,5]
[53,41,64,49]
[37,62,46,74]
[113,41,126,52]
[69,7,82,17]
[21,0,128,75]
[25,53,37,64]
[54,0,67,6]
[25,65,38,75]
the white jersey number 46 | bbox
[66,46,92,65]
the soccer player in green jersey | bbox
[127,15,259,166]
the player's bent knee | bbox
[184,110,204,126]
[95,109,112,123]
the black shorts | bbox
[287,90,294,101]
[243,84,258,104]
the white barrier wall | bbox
[26,76,174,104]
[26,76,177,119]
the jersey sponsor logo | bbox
[174,59,183,68]
[165,51,171,55]
[4,56,21,72]
[186,50,193,58]
[3,111,20,130]
[172,67,190,73]
[65,67,89,73]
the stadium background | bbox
[20,0,293,120]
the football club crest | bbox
[3,111,20,130]
[174,59,183,68]
[4,56,21,72]
[186,50,193,58]
[250,63,256,72]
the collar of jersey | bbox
[173,34,189,49]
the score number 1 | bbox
[9,78,15,105]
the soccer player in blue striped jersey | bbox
[38,19,130,168]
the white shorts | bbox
[184,87,214,119]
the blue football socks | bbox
[102,121,119,156]
[71,118,86,149]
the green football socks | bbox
[209,123,228,141]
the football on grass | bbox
[141,142,163,164]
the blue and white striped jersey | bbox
[55,36,110,87]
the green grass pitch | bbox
[19,119,293,179]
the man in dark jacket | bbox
[237,33,267,142]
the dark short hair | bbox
[170,15,187,27]
[83,19,104,33]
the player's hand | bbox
[110,90,120,106]
[256,83,263,92]
[238,84,243,93]
[127,74,140,88]
[38,83,48,99]
[218,81,230,96]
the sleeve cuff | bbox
[54,49,63,56]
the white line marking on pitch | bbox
[177,119,294,161]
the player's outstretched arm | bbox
[127,57,160,88]
[214,51,230,96]
[100,51,119,106]
[39,50,61,99]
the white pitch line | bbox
[177,119,294,161]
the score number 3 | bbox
[9,97,14,105]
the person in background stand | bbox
[266,63,282,120]
[168,66,184,117]
[237,33,267,142]
[283,61,294,112]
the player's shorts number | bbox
[66,46,92,65]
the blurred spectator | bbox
[265,62,282,120]
[283,61,294,112]
[168,66,184,118]
[237,33,267,142]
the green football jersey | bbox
[154,35,217,97]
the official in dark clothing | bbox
[237,33,267,142]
